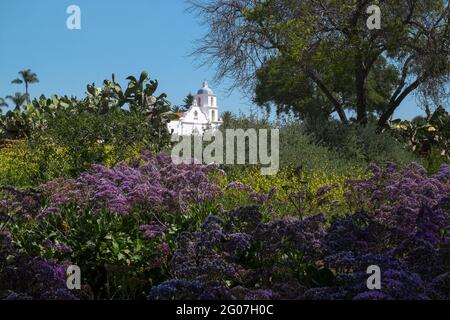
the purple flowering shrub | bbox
[150,161,450,301]
[345,162,450,239]
[0,231,78,300]
[1,151,225,299]
[150,206,332,300]
[7,202,174,299]
[150,204,449,300]
[315,204,448,300]
[40,151,222,216]
[0,186,42,220]
[1,159,449,300]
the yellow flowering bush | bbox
[103,143,145,168]
[0,139,146,187]
[0,140,75,187]
[0,140,40,187]
[218,164,369,218]
[0,140,73,187]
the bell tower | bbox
[196,81,218,122]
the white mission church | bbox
[168,81,223,135]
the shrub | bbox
[10,205,171,299]
[40,151,222,216]
[345,162,450,239]
[32,109,150,176]
[0,140,73,187]
[3,151,223,299]
[150,201,448,300]
[149,164,449,300]
[389,105,450,172]
[279,122,364,173]
[0,231,79,300]
[305,120,418,166]
[218,165,368,218]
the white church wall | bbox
[168,82,223,136]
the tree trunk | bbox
[355,59,368,125]
[377,77,423,129]
[302,64,348,124]
[25,82,29,103]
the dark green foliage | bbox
[34,108,159,175]
[304,120,418,166]
[255,55,398,121]
[1,72,177,180]
[220,113,417,172]
[191,0,450,126]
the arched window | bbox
[211,110,215,122]
[197,97,201,106]
[194,110,198,120]
[210,97,214,106]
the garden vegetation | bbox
[1,69,449,299]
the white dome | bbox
[197,81,214,95]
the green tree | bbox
[0,98,8,109]
[171,93,195,113]
[255,54,398,121]
[190,0,450,127]
[5,92,28,111]
[220,111,236,127]
[11,69,39,103]
[183,93,194,109]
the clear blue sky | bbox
[0,0,424,119]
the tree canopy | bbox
[11,69,39,103]
[254,54,399,121]
[190,0,450,127]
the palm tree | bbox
[0,98,7,109]
[5,92,28,111]
[11,69,39,103]
[183,93,194,110]
[221,111,235,127]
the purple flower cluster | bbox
[226,182,276,204]
[40,151,222,216]
[140,222,167,239]
[345,163,450,240]
[0,232,77,300]
[2,159,448,300]
[315,196,449,300]
[0,186,42,220]
[150,169,449,300]
[43,239,73,254]
[150,206,327,300]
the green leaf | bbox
[139,71,149,84]
[126,76,137,83]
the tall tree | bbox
[220,111,236,127]
[255,54,399,121]
[190,0,450,127]
[5,92,28,111]
[172,93,195,112]
[11,69,39,103]
[0,98,8,109]
[183,93,195,109]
